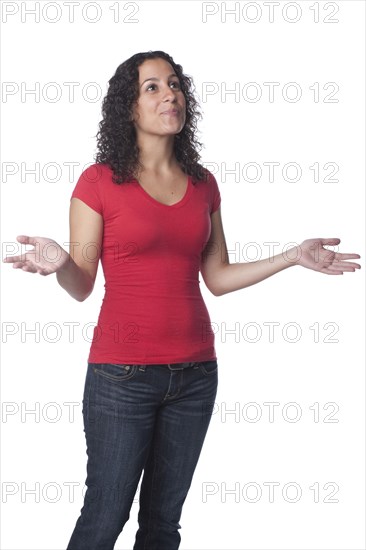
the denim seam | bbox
[143,445,159,550]
[84,363,94,418]
[92,364,138,382]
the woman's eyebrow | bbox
[140,73,178,88]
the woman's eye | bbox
[146,81,180,92]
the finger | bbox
[16,235,37,246]
[325,265,358,274]
[21,264,38,273]
[321,237,341,246]
[341,262,361,269]
[321,268,343,275]
[326,263,354,272]
[3,254,29,263]
[12,260,37,273]
[328,261,361,271]
[334,267,357,272]
[334,253,361,261]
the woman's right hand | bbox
[3,235,69,276]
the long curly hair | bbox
[94,50,209,185]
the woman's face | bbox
[131,57,186,139]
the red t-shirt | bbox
[70,163,221,364]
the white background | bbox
[1,1,365,549]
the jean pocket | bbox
[92,363,138,382]
[199,360,218,376]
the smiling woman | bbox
[129,57,191,199]
[3,49,361,550]
[65,51,224,550]
[94,50,207,185]
[132,59,186,139]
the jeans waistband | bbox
[167,362,199,370]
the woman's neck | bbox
[136,134,180,175]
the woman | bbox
[3,51,361,549]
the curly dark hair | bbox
[94,50,209,185]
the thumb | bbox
[321,238,341,246]
[16,235,36,245]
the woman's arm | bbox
[200,208,361,297]
[56,198,103,301]
[3,198,103,302]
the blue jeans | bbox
[66,359,218,550]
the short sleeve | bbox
[209,172,221,214]
[70,164,104,215]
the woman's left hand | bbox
[295,238,361,275]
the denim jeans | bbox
[66,359,218,550]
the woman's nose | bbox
[162,85,176,101]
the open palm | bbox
[297,238,361,275]
[3,235,69,276]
